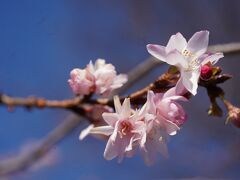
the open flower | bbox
[68,59,127,96]
[83,96,144,162]
[147,31,223,95]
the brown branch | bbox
[0,94,82,109]
[0,50,155,176]
[0,42,239,112]
[0,41,237,177]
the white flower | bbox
[147,31,223,95]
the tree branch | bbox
[0,41,237,176]
[0,114,82,176]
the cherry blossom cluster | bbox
[68,59,128,96]
[69,30,224,164]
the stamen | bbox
[119,121,132,137]
[182,49,192,57]
[185,58,200,72]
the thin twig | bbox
[0,42,239,111]
[0,41,238,176]
[0,94,82,109]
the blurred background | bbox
[0,0,240,179]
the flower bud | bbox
[200,64,213,80]
[224,101,240,128]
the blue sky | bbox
[0,0,240,179]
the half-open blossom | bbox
[68,59,127,96]
[138,88,187,165]
[83,96,144,162]
[145,89,187,131]
[147,31,224,95]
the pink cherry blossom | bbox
[87,59,128,96]
[68,68,95,95]
[68,59,127,96]
[145,89,187,131]
[147,31,223,95]
[83,96,144,162]
[80,88,188,164]
[138,88,187,165]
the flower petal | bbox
[146,44,167,62]
[113,96,122,114]
[89,125,114,136]
[111,74,128,89]
[163,87,188,101]
[201,52,224,65]
[79,124,94,140]
[102,113,119,127]
[166,32,187,53]
[187,30,209,56]
[121,98,131,118]
[166,50,188,69]
[175,77,188,95]
[163,120,180,136]
[104,138,119,160]
[181,69,200,96]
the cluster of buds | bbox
[68,30,227,164]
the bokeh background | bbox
[0,0,240,179]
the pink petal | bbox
[146,91,156,112]
[166,50,188,69]
[175,77,188,96]
[163,120,180,136]
[110,120,120,142]
[113,96,122,114]
[111,74,128,89]
[89,126,114,136]
[79,124,94,140]
[201,52,224,65]
[181,69,200,96]
[146,44,167,62]
[121,98,131,118]
[166,32,187,53]
[187,30,209,56]
[102,113,119,127]
[163,87,188,101]
[104,138,119,160]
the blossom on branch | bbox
[80,87,187,164]
[139,89,187,164]
[147,31,223,95]
[84,96,145,162]
[68,59,128,96]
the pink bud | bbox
[200,64,213,80]
[227,104,240,128]
[68,59,127,96]
[68,68,95,95]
